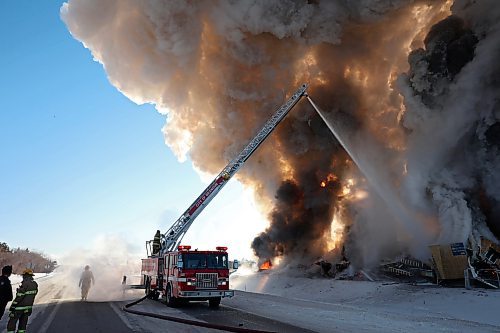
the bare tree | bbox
[0,243,56,273]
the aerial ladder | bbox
[148,83,309,256]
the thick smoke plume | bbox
[62,0,500,268]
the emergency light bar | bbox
[216,246,228,251]
[178,245,192,251]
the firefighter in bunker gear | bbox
[0,265,13,319]
[152,230,161,255]
[79,265,95,301]
[7,269,38,333]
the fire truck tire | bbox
[166,284,178,307]
[208,297,221,309]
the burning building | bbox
[62,0,500,269]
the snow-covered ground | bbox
[2,266,500,332]
[228,266,500,333]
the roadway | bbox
[0,273,314,333]
[12,298,312,332]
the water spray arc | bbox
[306,95,431,255]
[306,96,362,176]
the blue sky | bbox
[0,1,265,261]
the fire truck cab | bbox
[141,245,238,308]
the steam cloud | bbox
[62,0,500,268]
[56,234,142,301]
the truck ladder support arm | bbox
[160,84,308,253]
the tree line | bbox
[0,242,57,274]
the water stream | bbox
[307,96,431,255]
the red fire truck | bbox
[142,245,234,308]
[141,84,308,308]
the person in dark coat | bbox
[7,268,38,333]
[0,265,13,319]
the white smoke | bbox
[398,0,500,249]
[57,234,142,301]
[61,0,500,268]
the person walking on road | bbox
[79,265,95,301]
[0,265,13,319]
[7,268,38,333]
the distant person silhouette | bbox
[0,265,13,319]
[79,265,95,301]
[121,276,127,296]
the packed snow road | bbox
[19,298,311,333]
[0,272,311,332]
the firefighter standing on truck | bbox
[7,268,38,333]
[152,230,161,255]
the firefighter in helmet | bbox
[152,230,161,256]
[79,265,95,301]
[7,268,38,333]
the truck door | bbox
[158,256,164,290]
[165,254,171,281]
[171,254,179,296]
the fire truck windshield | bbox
[182,253,228,269]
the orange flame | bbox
[259,260,272,271]
[320,173,338,188]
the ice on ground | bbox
[229,268,500,333]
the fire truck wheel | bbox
[166,285,177,307]
[208,297,221,309]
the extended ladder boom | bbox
[160,84,308,253]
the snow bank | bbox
[229,270,500,332]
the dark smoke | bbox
[62,0,500,268]
[404,15,478,109]
[252,145,346,262]
[250,79,363,262]
[399,0,500,251]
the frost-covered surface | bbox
[2,268,500,332]
[228,269,500,333]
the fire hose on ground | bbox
[122,294,276,333]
